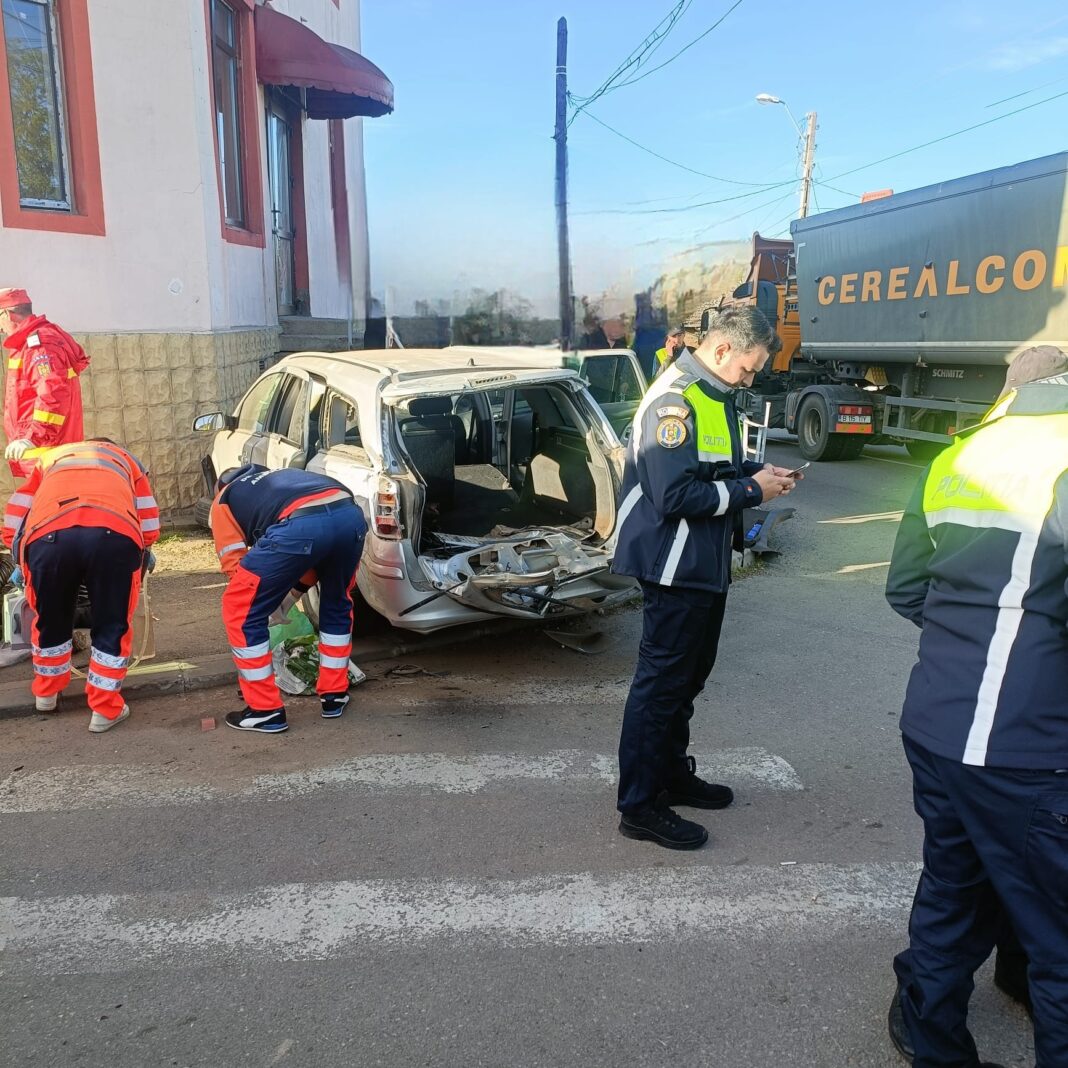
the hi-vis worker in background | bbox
[210,465,367,734]
[884,345,1068,1068]
[2,440,159,732]
[653,325,689,376]
[0,288,90,479]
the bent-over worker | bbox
[2,440,159,732]
[211,465,367,734]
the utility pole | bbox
[798,110,818,219]
[553,17,574,352]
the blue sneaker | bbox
[225,706,288,733]
[320,693,349,719]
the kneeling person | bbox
[211,466,367,733]
[2,440,160,732]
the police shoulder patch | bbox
[656,416,687,448]
[655,404,689,419]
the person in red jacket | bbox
[2,440,160,732]
[0,288,90,479]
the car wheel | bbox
[193,497,212,531]
[301,583,389,639]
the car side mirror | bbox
[193,412,236,432]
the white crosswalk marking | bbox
[0,747,803,813]
[1,863,919,974]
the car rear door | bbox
[262,370,327,470]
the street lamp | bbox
[756,92,818,218]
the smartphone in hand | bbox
[788,462,811,478]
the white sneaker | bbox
[89,704,130,733]
[35,694,58,712]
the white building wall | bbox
[0,2,215,333]
[0,0,373,334]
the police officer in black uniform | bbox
[612,306,797,849]
[884,346,1068,1067]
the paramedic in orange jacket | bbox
[2,440,159,732]
[0,288,90,479]
[210,465,367,734]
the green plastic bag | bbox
[268,605,315,650]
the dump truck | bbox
[705,152,1068,460]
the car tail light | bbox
[373,476,402,539]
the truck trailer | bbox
[707,152,1068,460]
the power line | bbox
[825,87,1068,183]
[985,74,1068,109]
[573,178,796,217]
[578,109,786,187]
[567,1,694,126]
[691,190,796,237]
[813,178,858,198]
[612,0,749,89]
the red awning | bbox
[255,6,393,120]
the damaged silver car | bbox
[194,349,636,632]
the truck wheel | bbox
[798,395,845,460]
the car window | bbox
[269,376,306,444]
[582,355,642,404]
[236,374,283,433]
[324,391,361,449]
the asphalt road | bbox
[0,439,1036,1068]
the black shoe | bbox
[225,706,288,733]
[888,985,1004,1067]
[619,799,708,850]
[993,948,1033,1016]
[888,985,914,1061]
[320,692,349,719]
[663,756,734,810]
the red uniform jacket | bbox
[3,315,90,478]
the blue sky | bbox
[361,0,1068,315]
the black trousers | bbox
[894,738,1068,1067]
[25,528,142,657]
[617,581,727,814]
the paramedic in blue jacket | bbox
[884,346,1068,1068]
[612,306,798,850]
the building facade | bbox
[0,0,392,512]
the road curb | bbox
[0,617,546,719]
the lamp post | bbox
[757,93,818,219]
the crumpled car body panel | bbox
[419,530,635,619]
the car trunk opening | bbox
[385,378,629,618]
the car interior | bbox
[393,385,605,542]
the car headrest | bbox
[408,397,452,417]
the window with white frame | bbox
[211,0,246,227]
[1,0,72,210]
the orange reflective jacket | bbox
[2,441,160,563]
